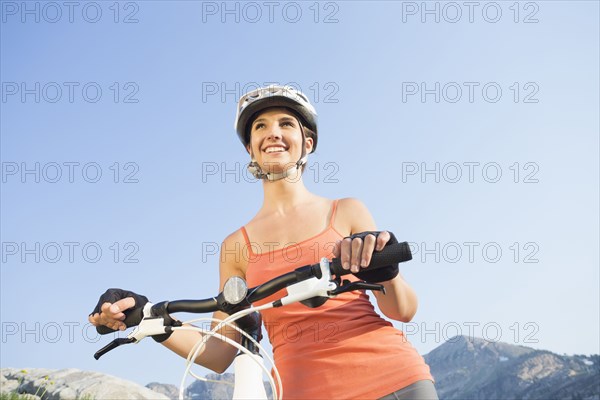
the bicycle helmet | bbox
[234,85,319,181]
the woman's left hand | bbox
[332,231,391,273]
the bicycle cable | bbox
[176,304,282,400]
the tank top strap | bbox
[328,199,340,228]
[239,226,253,255]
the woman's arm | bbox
[371,274,419,323]
[336,198,419,323]
[160,310,240,374]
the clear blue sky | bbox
[1,0,598,387]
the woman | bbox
[89,85,438,399]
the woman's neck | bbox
[260,174,315,215]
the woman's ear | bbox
[305,137,314,153]
[245,143,251,154]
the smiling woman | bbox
[89,85,439,400]
[224,85,438,399]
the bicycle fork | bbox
[232,352,269,400]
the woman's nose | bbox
[266,125,282,140]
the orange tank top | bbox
[242,199,434,399]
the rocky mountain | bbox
[1,368,168,399]
[186,373,235,400]
[145,382,180,399]
[2,337,598,399]
[424,335,599,400]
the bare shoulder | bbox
[218,229,247,287]
[335,198,377,235]
[338,197,369,210]
[337,197,373,218]
[221,228,246,246]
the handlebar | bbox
[166,240,412,314]
[93,240,412,359]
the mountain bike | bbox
[93,240,413,400]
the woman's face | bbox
[246,108,313,171]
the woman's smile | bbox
[263,145,288,154]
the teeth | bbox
[265,147,286,153]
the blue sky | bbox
[1,0,599,387]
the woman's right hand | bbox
[88,288,149,332]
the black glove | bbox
[90,289,175,343]
[235,311,262,340]
[347,231,400,283]
[235,311,263,354]
[90,288,149,334]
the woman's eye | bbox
[254,123,265,130]
[281,121,294,127]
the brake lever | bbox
[328,279,386,296]
[94,338,135,360]
[94,315,176,360]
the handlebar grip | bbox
[96,325,116,335]
[330,241,413,276]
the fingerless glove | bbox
[90,288,175,342]
[347,231,400,283]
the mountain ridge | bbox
[423,335,599,400]
[2,336,598,399]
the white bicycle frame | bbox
[127,257,337,400]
